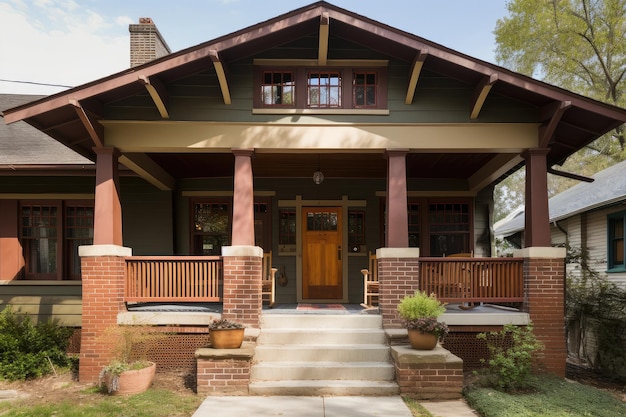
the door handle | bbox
[338,246,342,261]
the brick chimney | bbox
[129,17,171,67]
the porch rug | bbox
[296,304,346,311]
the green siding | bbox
[0,282,82,326]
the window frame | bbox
[254,66,387,110]
[607,210,626,272]
[379,197,474,256]
[19,199,94,281]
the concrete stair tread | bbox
[252,361,394,367]
[249,380,400,396]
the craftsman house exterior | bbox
[3,2,626,383]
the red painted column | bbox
[93,147,123,246]
[385,150,409,248]
[231,149,255,246]
[523,148,551,247]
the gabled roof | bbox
[0,94,92,168]
[494,160,626,236]
[2,1,626,173]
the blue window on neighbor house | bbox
[608,211,625,272]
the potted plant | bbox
[98,325,162,395]
[208,318,245,349]
[397,290,449,350]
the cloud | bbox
[0,1,128,94]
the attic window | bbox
[253,64,388,114]
[307,72,341,108]
[261,71,295,106]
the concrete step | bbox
[257,328,386,345]
[248,380,400,396]
[260,314,382,329]
[250,361,395,381]
[253,344,391,362]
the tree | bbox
[493,0,626,221]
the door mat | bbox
[296,304,346,311]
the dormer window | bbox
[253,61,388,114]
[307,72,342,108]
[261,71,295,106]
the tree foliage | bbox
[493,0,626,221]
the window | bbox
[353,72,377,107]
[429,202,471,257]
[20,200,93,280]
[254,66,387,110]
[348,210,365,250]
[608,211,625,271]
[279,209,296,245]
[261,71,295,106]
[380,198,472,256]
[192,198,272,255]
[307,72,341,108]
[408,203,420,248]
[193,201,230,256]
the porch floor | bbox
[122,302,529,326]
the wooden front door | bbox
[302,207,342,300]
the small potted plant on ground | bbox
[208,318,245,349]
[99,325,162,395]
[397,290,449,350]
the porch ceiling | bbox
[3,1,626,188]
[147,152,496,180]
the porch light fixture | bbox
[313,155,324,184]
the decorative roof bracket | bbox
[138,75,169,118]
[209,50,232,105]
[539,101,571,148]
[470,73,498,119]
[405,50,428,104]
[69,99,104,148]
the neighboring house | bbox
[495,159,626,287]
[2,2,626,383]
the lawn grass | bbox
[464,375,626,417]
[0,387,204,417]
[402,396,434,416]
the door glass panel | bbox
[307,211,338,231]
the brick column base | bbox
[391,345,463,400]
[221,246,263,328]
[78,245,132,382]
[516,247,567,377]
[195,343,254,394]
[378,248,421,328]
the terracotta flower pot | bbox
[105,361,156,395]
[210,328,245,349]
[408,329,438,350]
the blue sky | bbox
[0,0,509,95]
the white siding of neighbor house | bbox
[560,207,626,287]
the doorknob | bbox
[338,246,342,261]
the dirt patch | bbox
[0,367,198,406]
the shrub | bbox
[397,290,446,320]
[476,323,544,392]
[0,306,74,380]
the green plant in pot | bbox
[397,290,449,350]
[208,318,245,349]
[98,324,163,395]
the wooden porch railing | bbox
[419,257,524,304]
[124,256,223,302]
